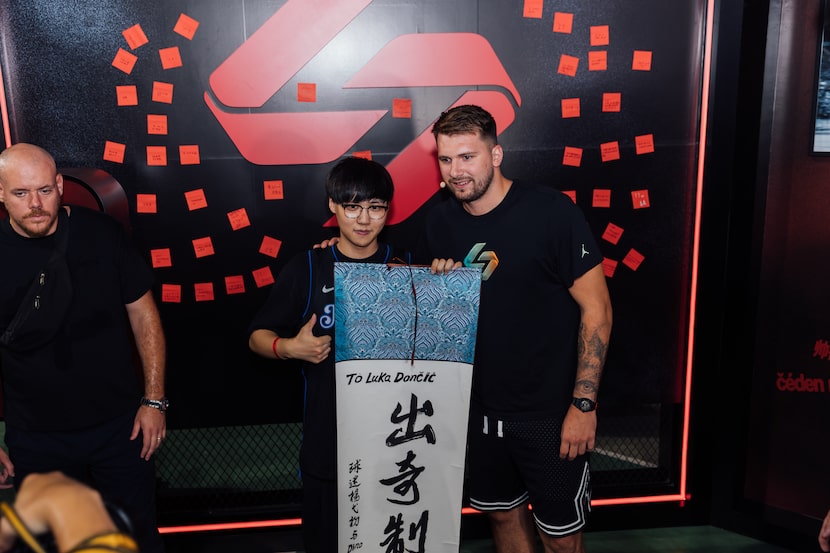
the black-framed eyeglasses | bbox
[340,203,389,220]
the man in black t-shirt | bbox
[0,143,166,552]
[420,106,613,553]
[248,157,408,553]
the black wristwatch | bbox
[140,396,169,413]
[572,397,597,412]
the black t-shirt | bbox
[248,243,409,480]
[0,207,154,431]
[418,181,602,419]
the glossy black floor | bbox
[161,525,809,552]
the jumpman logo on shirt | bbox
[581,244,589,258]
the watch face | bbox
[573,398,596,412]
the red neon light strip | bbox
[0,56,12,148]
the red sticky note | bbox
[602,92,621,113]
[225,275,246,295]
[623,248,645,271]
[122,24,149,50]
[161,284,181,303]
[152,82,174,104]
[136,194,157,214]
[179,145,200,165]
[227,208,251,231]
[592,189,611,208]
[147,114,168,135]
[635,134,655,154]
[588,51,607,71]
[602,223,624,245]
[633,50,653,71]
[561,98,580,118]
[631,189,650,209]
[392,98,412,118]
[600,141,620,162]
[298,82,317,102]
[194,282,215,302]
[184,189,208,211]
[192,237,215,258]
[590,25,610,46]
[116,85,138,106]
[602,258,618,278]
[352,150,372,160]
[253,266,275,288]
[260,236,283,258]
[558,54,579,77]
[146,146,167,166]
[103,141,126,164]
[562,147,582,167]
[561,190,577,203]
[552,12,574,34]
[174,13,200,40]
[112,48,138,75]
[264,180,284,200]
[159,46,183,69]
[523,0,543,18]
[150,248,172,268]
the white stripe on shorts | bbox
[534,461,591,536]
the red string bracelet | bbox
[272,336,284,359]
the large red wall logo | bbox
[205,0,521,225]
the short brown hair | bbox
[431,105,497,145]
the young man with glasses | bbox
[248,156,409,553]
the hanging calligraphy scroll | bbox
[334,263,480,553]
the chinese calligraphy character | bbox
[380,510,429,553]
[380,450,425,505]
[386,394,436,447]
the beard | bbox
[16,208,56,238]
[447,165,495,204]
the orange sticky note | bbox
[194,282,215,302]
[174,13,200,40]
[150,248,172,268]
[122,24,149,50]
[146,146,167,166]
[588,51,607,71]
[260,236,283,258]
[602,223,624,245]
[631,189,650,209]
[393,98,412,118]
[602,258,618,278]
[184,189,208,211]
[298,82,317,102]
[635,134,655,154]
[179,145,200,165]
[602,92,621,113]
[600,141,620,162]
[136,194,157,214]
[561,190,577,203]
[561,98,580,118]
[562,147,582,167]
[192,237,215,258]
[152,81,174,104]
[161,284,182,303]
[159,46,183,69]
[252,266,275,288]
[116,85,138,106]
[112,48,138,75]
[552,12,573,34]
[633,50,653,71]
[227,208,251,231]
[263,180,284,200]
[592,189,611,208]
[523,0,543,18]
[103,141,126,164]
[590,25,610,46]
[352,150,372,160]
[557,54,579,77]
[225,275,246,295]
[147,114,168,135]
[623,249,645,271]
